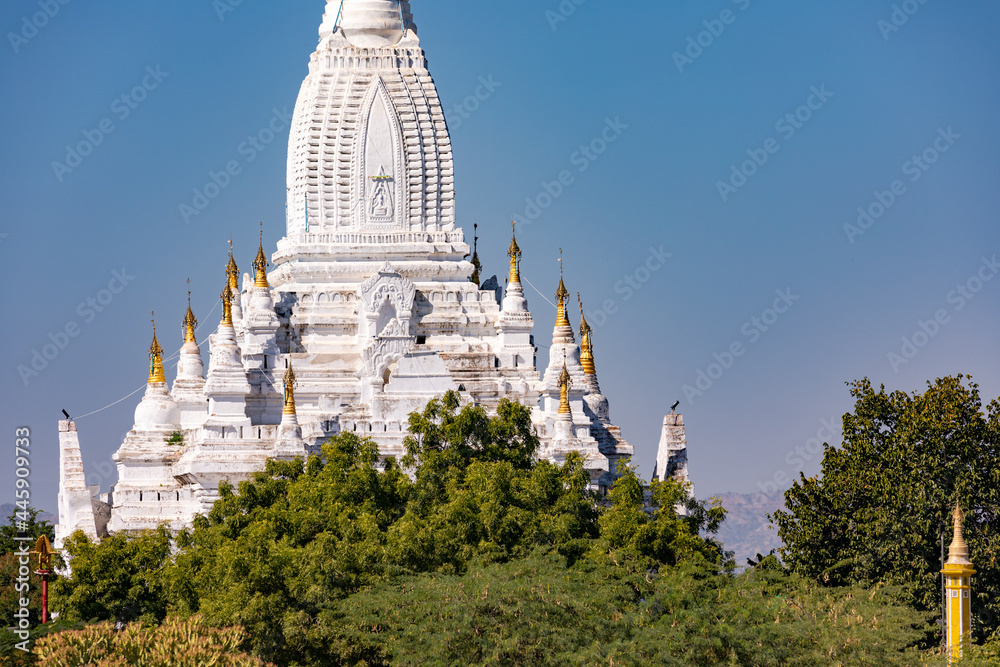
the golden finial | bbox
[283,362,298,416]
[221,280,234,327]
[508,220,521,284]
[555,250,570,327]
[578,293,596,376]
[470,223,482,286]
[558,353,571,415]
[183,281,197,344]
[254,223,270,289]
[947,501,972,565]
[30,535,52,572]
[227,240,239,293]
[148,312,166,384]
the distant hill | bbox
[0,503,56,525]
[713,491,786,567]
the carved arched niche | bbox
[358,262,416,339]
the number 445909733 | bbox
[14,427,30,513]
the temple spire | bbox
[254,224,270,289]
[578,294,596,376]
[183,284,197,345]
[331,0,417,48]
[942,500,976,661]
[508,221,521,284]
[947,501,972,566]
[283,363,298,416]
[558,354,571,415]
[148,313,166,384]
[555,250,570,328]
[227,240,239,293]
[221,280,234,327]
[470,223,482,286]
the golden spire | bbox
[283,363,298,416]
[578,294,596,376]
[558,354,572,415]
[148,313,166,384]
[221,280,234,327]
[508,220,522,284]
[183,283,198,345]
[254,223,270,289]
[947,501,972,566]
[555,250,570,327]
[227,240,239,293]
[470,223,482,286]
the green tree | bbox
[324,550,932,666]
[600,461,726,567]
[52,393,775,666]
[0,508,58,652]
[774,376,1000,642]
[52,527,172,626]
[0,508,54,558]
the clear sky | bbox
[2,1,999,514]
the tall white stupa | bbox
[56,0,690,540]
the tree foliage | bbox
[53,393,730,665]
[0,508,54,558]
[774,376,1000,642]
[33,616,273,666]
[48,389,971,664]
[324,552,932,666]
[52,527,172,626]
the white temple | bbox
[56,0,690,543]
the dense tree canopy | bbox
[0,508,55,630]
[774,376,1000,642]
[40,388,994,665]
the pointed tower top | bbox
[555,250,570,327]
[578,294,596,376]
[508,221,522,284]
[254,224,270,289]
[332,0,416,48]
[947,501,972,566]
[183,283,198,345]
[578,293,592,337]
[227,240,239,293]
[470,223,482,286]
[283,362,298,416]
[558,353,572,415]
[221,280,234,327]
[148,313,166,384]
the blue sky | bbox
[2,0,999,513]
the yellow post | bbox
[941,502,975,662]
